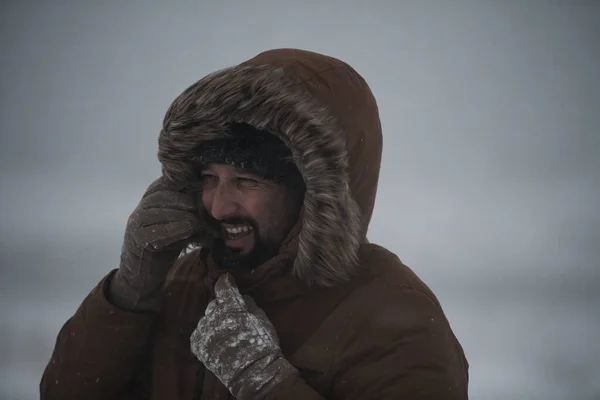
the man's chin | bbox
[211,240,277,271]
[211,244,252,271]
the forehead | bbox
[202,163,263,177]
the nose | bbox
[204,181,239,221]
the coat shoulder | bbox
[289,243,469,398]
[357,243,441,307]
[323,243,469,397]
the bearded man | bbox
[41,48,469,399]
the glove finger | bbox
[242,295,267,318]
[143,220,196,250]
[135,209,200,228]
[140,190,198,212]
[243,295,273,325]
[243,295,279,345]
[142,176,187,197]
[142,177,166,197]
[242,295,261,314]
[190,324,205,357]
[214,273,246,312]
[204,299,218,316]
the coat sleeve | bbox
[40,269,158,400]
[267,283,469,400]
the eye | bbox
[237,176,260,187]
[201,174,218,187]
[238,177,257,183]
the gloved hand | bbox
[108,176,202,312]
[190,274,298,399]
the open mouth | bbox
[223,224,253,240]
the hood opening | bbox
[159,49,382,287]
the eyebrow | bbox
[236,167,262,176]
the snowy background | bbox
[1,1,599,399]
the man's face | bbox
[201,164,303,270]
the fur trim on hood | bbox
[158,48,383,287]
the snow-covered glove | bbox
[109,176,202,312]
[190,273,299,399]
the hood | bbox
[158,48,383,287]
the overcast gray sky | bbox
[1,1,599,399]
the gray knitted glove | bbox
[190,274,299,399]
[109,177,201,312]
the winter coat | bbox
[40,48,469,399]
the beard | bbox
[208,216,280,271]
[211,237,279,271]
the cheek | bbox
[254,197,294,232]
[241,196,265,220]
[241,194,274,225]
[241,187,300,233]
[200,189,212,210]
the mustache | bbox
[219,216,255,226]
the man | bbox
[40,48,469,399]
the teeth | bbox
[225,225,252,234]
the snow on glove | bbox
[190,273,299,399]
[109,176,202,312]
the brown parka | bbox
[40,48,469,399]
